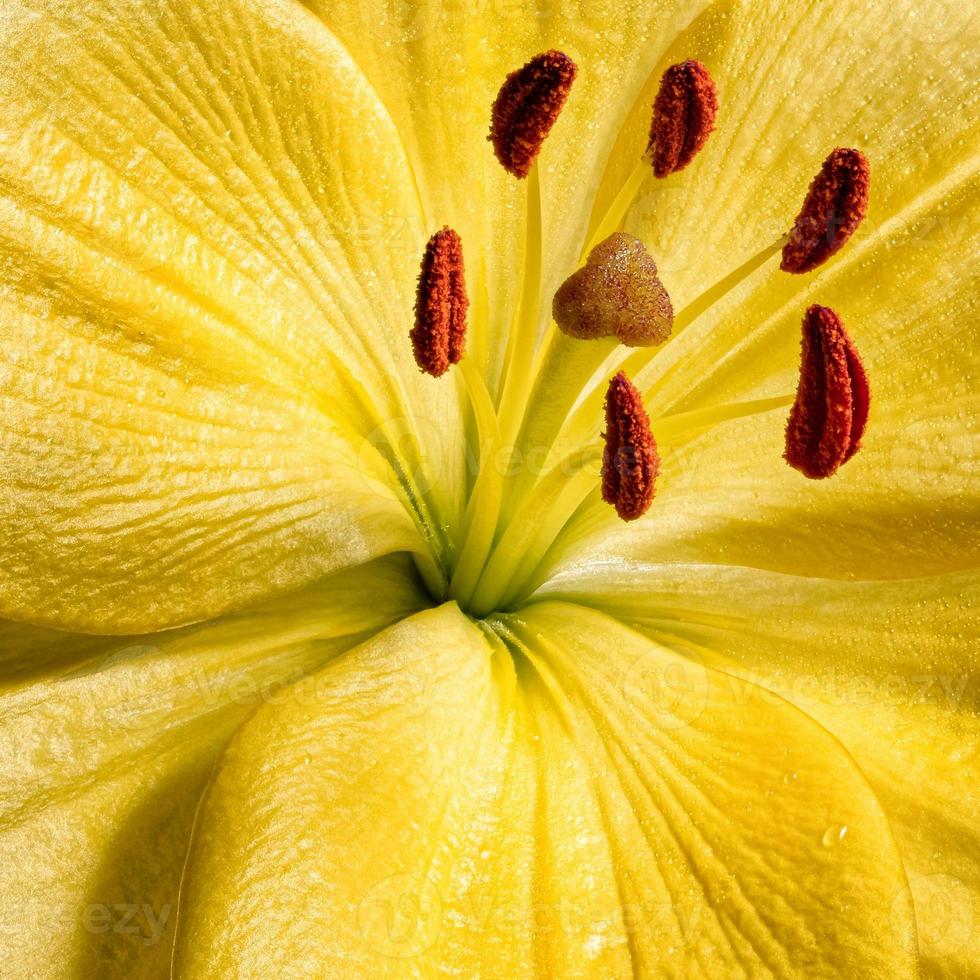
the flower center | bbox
[402,51,872,617]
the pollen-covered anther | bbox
[647,59,718,178]
[785,305,870,479]
[781,148,870,274]
[553,233,673,347]
[411,227,468,377]
[489,49,577,178]
[602,372,660,521]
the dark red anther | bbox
[781,148,870,274]
[785,305,870,479]
[489,50,577,179]
[411,227,468,377]
[647,59,718,178]
[602,372,659,521]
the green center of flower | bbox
[407,50,871,618]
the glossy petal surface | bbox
[537,566,979,977]
[0,0,465,632]
[174,601,917,977]
[0,556,424,978]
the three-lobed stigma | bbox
[785,305,870,479]
[553,233,674,347]
[411,227,468,377]
[489,49,578,178]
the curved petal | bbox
[535,169,979,585]
[537,564,979,977]
[0,0,464,632]
[0,555,424,978]
[602,0,980,310]
[504,1,978,585]
[174,600,916,977]
[299,0,977,399]
[299,0,711,389]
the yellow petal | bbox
[301,1,977,397]
[0,0,465,631]
[510,2,977,562]
[603,0,979,319]
[299,0,710,391]
[0,555,424,978]
[536,170,978,587]
[174,600,916,977]
[539,565,979,978]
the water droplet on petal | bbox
[822,824,848,847]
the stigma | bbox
[489,50,578,178]
[553,233,673,347]
[785,305,870,479]
[411,227,468,377]
[647,59,718,178]
[602,372,659,520]
[781,148,870,274]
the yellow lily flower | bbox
[0,0,976,976]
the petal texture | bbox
[602,0,978,321]
[0,0,464,631]
[0,555,424,979]
[507,0,978,589]
[538,168,978,587]
[299,0,710,390]
[537,564,980,978]
[174,600,917,977]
